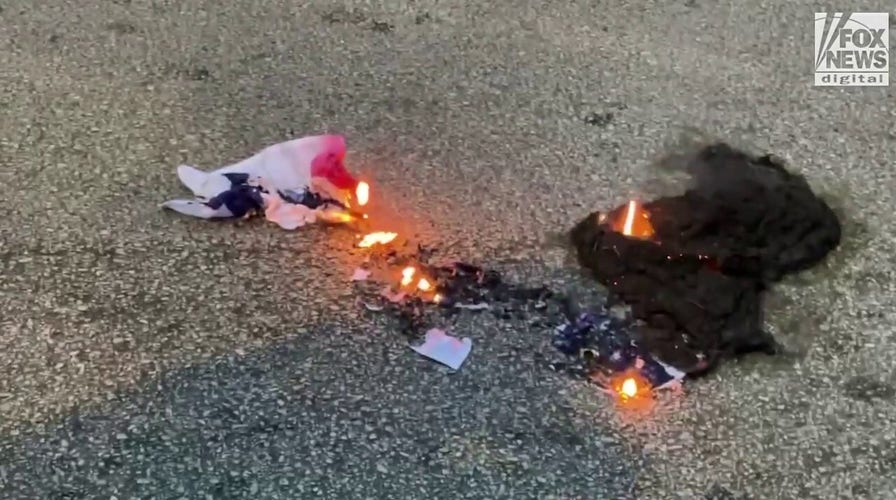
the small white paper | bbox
[410,328,472,371]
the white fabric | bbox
[179,136,335,199]
[161,199,233,218]
[176,166,233,201]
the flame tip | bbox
[356,181,370,207]
[620,377,638,398]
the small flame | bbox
[329,212,355,223]
[433,293,443,303]
[400,267,416,286]
[358,231,398,248]
[622,200,637,236]
[620,378,638,399]
[356,182,370,207]
[617,200,655,239]
[397,266,437,296]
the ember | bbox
[358,231,398,248]
[570,143,842,375]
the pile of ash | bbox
[570,143,842,375]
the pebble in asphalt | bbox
[1,1,895,499]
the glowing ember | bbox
[400,267,416,286]
[433,293,443,303]
[620,378,638,399]
[358,231,398,248]
[356,181,370,206]
[417,278,432,292]
[616,200,655,239]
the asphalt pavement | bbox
[1,1,895,499]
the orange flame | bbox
[620,378,638,399]
[356,182,370,207]
[605,369,652,402]
[617,200,655,239]
[319,211,356,224]
[400,267,416,286]
[358,231,398,248]
[397,266,438,298]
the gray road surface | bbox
[1,1,895,499]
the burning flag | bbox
[162,134,364,229]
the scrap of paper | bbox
[410,328,472,370]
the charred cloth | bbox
[570,143,842,375]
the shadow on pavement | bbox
[0,321,641,499]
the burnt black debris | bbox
[358,249,654,384]
[412,261,553,335]
[570,143,842,375]
[363,253,556,339]
[427,261,551,306]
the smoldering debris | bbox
[570,143,841,375]
[354,247,556,339]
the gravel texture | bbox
[1,1,894,499]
